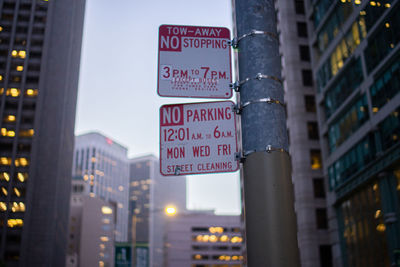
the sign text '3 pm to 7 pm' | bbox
[157,25,232,99]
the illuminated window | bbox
[193,254,202,260]
[13,188,21,197]
[4,115,16,123]
[7,130,15,137]
[101,206,112,214]
[0,202,7,211]
[100,236,109,242]
[7,88,20,97]
[310,150,322,170]
[1,187,7,196]
[0,172,10,181]
[0,157,11,166]
[19,129,34,137]
[25,89,38,97]
[11,50,18,57]
[220,235,228,242]
[209,235,217,242]
[18,50,26,58]
[0,75,3,81]
[7,219,23,228]
[15,158,29,167]
[16,66,23,71]
[231,236,243,243]
[11,202,25,212]
[16,173,27,183]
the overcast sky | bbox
[75,0,241,215]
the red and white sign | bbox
[160,101,239,176]
[157,24,232,99]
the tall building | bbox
[128,155,186,267]
[66,176,116,267]
[305,0,400,266]
[0,0,85,266]
[274,1,331,266]
[73,132,130,242]
[164,212,245,267]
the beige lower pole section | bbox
[243,152,300,267]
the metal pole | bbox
[234,0,300,266]
[132,214,137,267]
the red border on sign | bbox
[159,100,239,176]
[157,24,233,99]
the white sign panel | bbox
[160,101,239,176]
[157,24,232,99]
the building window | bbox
[324,59,363,118]
[305,95,316,112]
[365,7,400,73]
[310,149,322,170]
[370,53,400,112]
[379,107,400,151]
[328,134,376,189]
[313,178,326,198]
[316,208,328,229]
[307,122,319,140]
[328,95,369,153]
[302,69,313,86]
[297,22,308,37]
[299,45,310,61]
[339,182,391,266]
[294,0,305,14]
[319,245,333,267]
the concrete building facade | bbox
[66,177,116,267]
[128,155,186,267]
[275,1,331,266]
[73,132,130,242]
[0,0,86,266]
[164,212,244,267]
[305,0,400,266]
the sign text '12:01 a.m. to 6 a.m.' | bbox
[159,101,239,176]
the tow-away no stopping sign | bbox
[157,24,232,99]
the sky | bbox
[75,0,241,215]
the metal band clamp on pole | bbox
[230,73,283,92]
[235,145,289,162]
[234,97,285,114]
[228,29,279,48]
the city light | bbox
[165,205,177,216]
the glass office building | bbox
[307,0,400,266]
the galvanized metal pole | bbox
[234,0,301,266]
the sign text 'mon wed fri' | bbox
[159,101,239,176]
[157,25,232,99]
